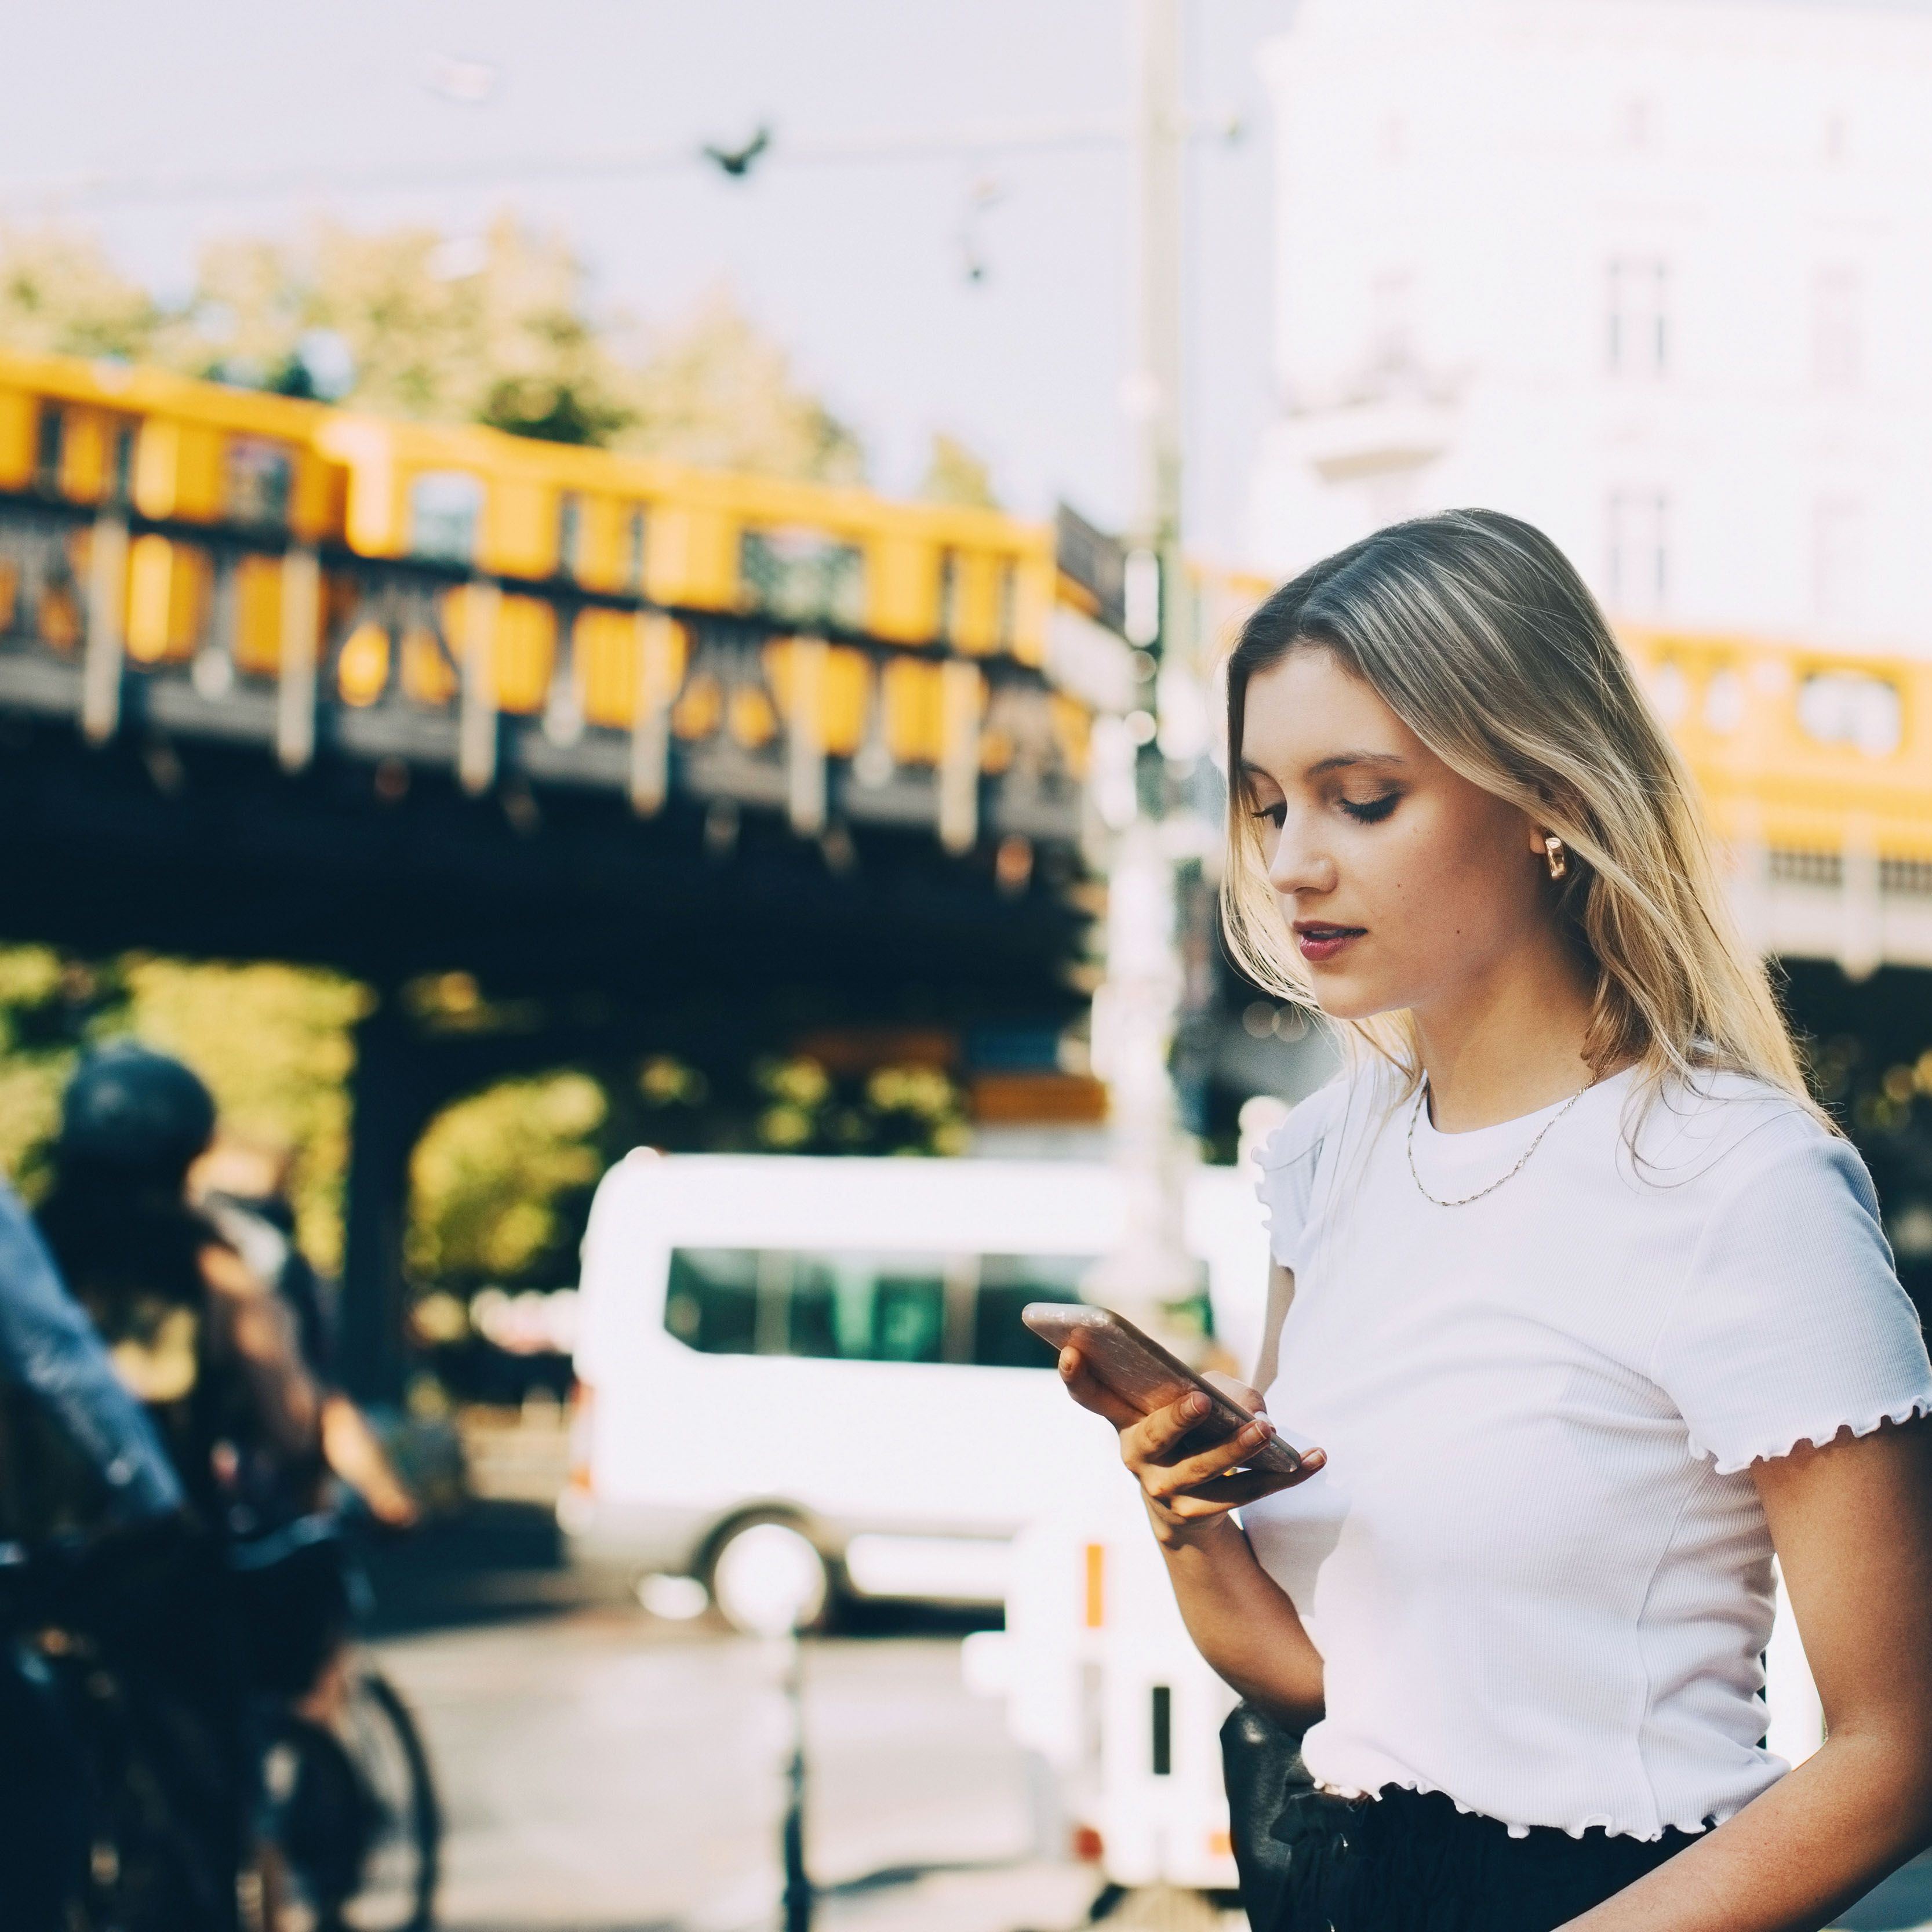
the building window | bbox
[1606,258,1669,377]
[1811,267,1861,391]
[1606,490,1669,614]
[1814,499,1863,629]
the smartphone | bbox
[1022,1302,1306,1478]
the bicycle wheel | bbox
[339,1667,440,1932]
[269,1665,439,1932]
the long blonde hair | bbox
[1222,509,1819,1116]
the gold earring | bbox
[1544,835,1568,881]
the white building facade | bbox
[1246,0,1932,652]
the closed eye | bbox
[1341,792,1399,824]
[1250,802,1286,829]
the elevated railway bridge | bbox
[0,345,1930,1385]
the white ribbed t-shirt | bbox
[1243,1061,1932,1840]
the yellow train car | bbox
[0,347,341,673]
[311,411,1054,655]
[0,345,1097,832]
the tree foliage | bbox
[405,1072,607,1291]
[0,216,867,482]
[919,432,999,509]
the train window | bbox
[741,529,865,631]
[624,507,647,592]
[410,471,484,566]
[664,1246,1080,1368]
[996,561,1018,650]
[226,438,293,528]
[111,424,136,507]
[938,551,961,643]
[556,492,582,580]
[974,1255,1091,1369]
[35,407,63,493]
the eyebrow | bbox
[1240,751,1406,784]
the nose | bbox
[1265,809,1336,901]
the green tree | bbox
[118,958,368,1274]
[0,217,869,483]
[0,226,159,362]
[405,1072,607,1291]
[616,287,865,482]
[919,432,998,509]
[0,947,129,1197]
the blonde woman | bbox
[1056,512,1932,1931]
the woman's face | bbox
[1238,645,1552,1024]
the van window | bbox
[664,1247,1093,1369]
[974,1254,1089,1369]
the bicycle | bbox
[0,1526,253,1932]
[241,1515,441,1932]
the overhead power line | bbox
[0,114,1240,213]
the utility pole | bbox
[1086,0,1205,1338]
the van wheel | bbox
[707,1518,834,1636]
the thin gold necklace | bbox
[1406,1079,1592,1209]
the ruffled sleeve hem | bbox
[1698,1391,1932,1476]
[1254,1076,1347,1273]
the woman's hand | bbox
[1058,1341,1326,1542]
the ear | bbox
[1527,821,1552,857]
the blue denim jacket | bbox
[0,1179,182,1519]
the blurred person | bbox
[36,1042,326,1931]
[0,1174,187,1931]
[191,1137,419,1533]
[1055,512,1932,1931]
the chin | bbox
[1301,973,1400,1024]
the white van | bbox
[561,1151,1270,1628]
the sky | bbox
[0,0,1301,561]
[1,1,1919,562]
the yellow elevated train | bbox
[10,341,1932,921]
[0,345,1101,850]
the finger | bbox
[1144,1416,1294,1497]
[1058,1344,1143,1431]
[1171,1447,1326,1511]
[1122,1388,1224,1464]
[1200,1370,1266,1414]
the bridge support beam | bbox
[276,544,320,772]
[81,512,128,745]
[340,998,443,1406]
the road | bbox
[370,1607,1103,1932]
[370,1598,1932,1932]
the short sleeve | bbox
[1651,1129,1932,1474]
[1254,1078,1347,1274]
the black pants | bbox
[1222,1705,1695,1932]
